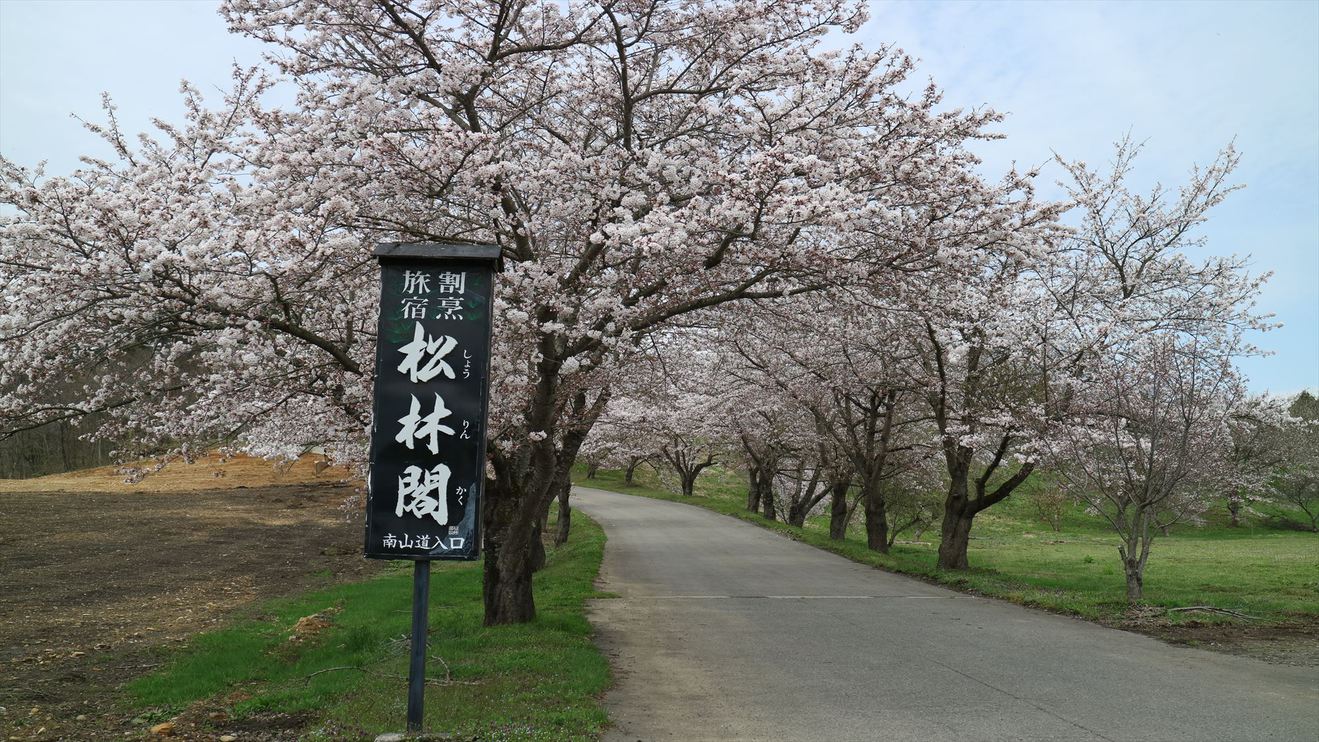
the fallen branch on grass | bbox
[303,664,479,686]
[430,653,453,683]
[1165,606,1261,621]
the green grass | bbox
[129,513,611,741]
[576,466,1319,626]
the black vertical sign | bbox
[365,242,499,561]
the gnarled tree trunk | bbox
[935,440,1034,570]
[936,459,975,569]
[936,508,974,570]
[554,476,572,546]
[828,479,850,539]
[483,383,606,625]
[624,456,644,485]
[862,480,889,553]
[786,469,826,528]
[482,472,544,625]
[530,509,549,572]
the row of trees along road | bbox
[0,1,1305,621]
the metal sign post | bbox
[366,242,500,734]
[407,560,431,732]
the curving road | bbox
[574,486,1318,742]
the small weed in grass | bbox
[130,513,611,740]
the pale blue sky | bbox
[2,0,1316,394]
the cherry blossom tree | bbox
[3,1,1014,625]
[1051,335,1243,602]
[706,327,855,530]
[1221,395,1293,527]
[896,176,1065,570]
[587,397,656,486]
[629,345,729,498]
[577,433,615,480]
[715,290,944,551]
[1046,139,1269,601]
[1275,391,1319,532]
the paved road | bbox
[574,486,1319,742]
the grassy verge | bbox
[575,467,1319,628]
[129,513,611,741]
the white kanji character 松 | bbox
[396,323,457,383]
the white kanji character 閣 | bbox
[396,463,452,524]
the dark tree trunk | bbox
[483,380,609,626]
[1124,562,1143,602]
[746,467,762,512]
[863,481,888,553]
[780,469,823,527]
[624,457,642,485]
[761,485,777,521]
[1119,525,1153,603]
[586,462,599,479]
[554,481,572,547]
[664,446,713,498]
[787,501,809,527]
[482,475,540,625]
[936,454,974,570]
[936,482,975,570]
[743,466,765,513]
[937,514,974,570]
[530,508,549,572]
[756,475,774,515]
[786,473,826,528]
[1227,498,1242,528]
[482,550,536,625]
[59,421,70,472]
[828,480,849,540]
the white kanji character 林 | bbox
[395,393,456,454]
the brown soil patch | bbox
[1118,616,1319,667]
[0,452,358,494]
[0,482,381,741]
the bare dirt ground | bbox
[0,457,379,741]
[1122,617,1319,667]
